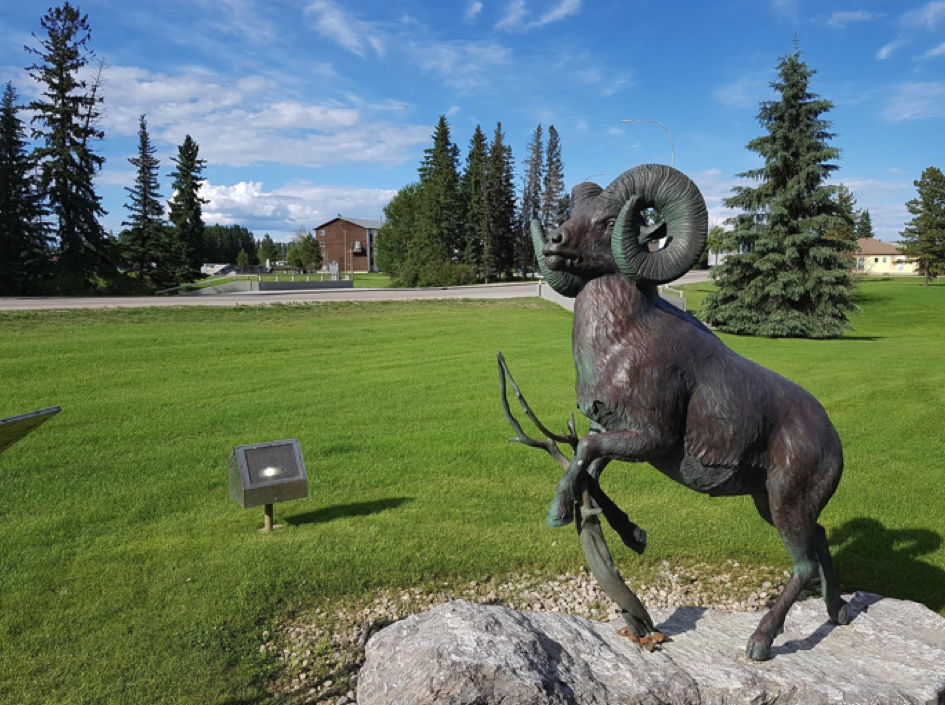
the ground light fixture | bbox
[0,407,61,458]
[229,440,308,532]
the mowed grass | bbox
[1,280,944,704]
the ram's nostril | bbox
[550,230,566,245]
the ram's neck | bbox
[572,275,654,407]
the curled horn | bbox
[604,164,708,285]
[531,219,584,298]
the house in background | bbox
[854,238,916,275]
[312,216,383,273]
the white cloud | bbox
[305,1,385,58]
[921,41,945,58]
[409,40,512,90]
[195,0,279,43]
[465,1,483,21]
[877,39,905,59]
[827,11,875,28]
[446,105,461,117]
[902,1,945,30]
[534,0,582,26]
[889,167,903,174]
[882,81,945,121]
[201,180,397,232]
[714,76,769,108]
[606,127,624,136]
[772,0,799,21]
[92,64,429,169]
[94,170,137,188]
[600,75,632,98]
[496,1,528,30]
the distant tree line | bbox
[0,3,267,296]
[377,116,567,287]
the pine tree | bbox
[461,125,489,271]
[541,125,565,231]
[376,183,424,283]
[855,210,874,239]
[0,82,49,295]
[823,183,857,244]
[518,125,544,279]
[166,134,207,285]
[483,122,516,280]
[899,166,945,286]
[418,115,462,263]
[257,233,279,266]
[26,2,112,287]
[121,115,165,284]
[703,50,855,339]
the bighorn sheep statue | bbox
[499,163,849,661]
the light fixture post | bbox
[621,119,675,168]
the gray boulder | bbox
[359,593,945,705]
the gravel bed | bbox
[267,559,808,704]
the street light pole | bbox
[621,119,675,168]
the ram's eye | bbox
[605,218,616,230]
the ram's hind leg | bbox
[814,523,850,625]
[746,491,821,661]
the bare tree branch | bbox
[497,351,576,470]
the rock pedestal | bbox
[359,593,945,705]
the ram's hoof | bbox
[546,498,574,527]
[745,637,772,661]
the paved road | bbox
[0,270,712,312]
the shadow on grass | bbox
[830,517,945,612]
[284,497,413,525]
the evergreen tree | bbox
[541,125,565,231]
[26,2,112,286]
[855,210,874,239]
[202,224,256,263]
[899,166,945,286]
[460,126,489,271]
[121,114,165,284]
[703,50,855,339]
[0,82,49,295]
[418,115,462,263]
[257,233,279,265]
[286,231,322,273]
[823,183,857,244]
[482,123,517,280]
[166,134,207,284]
[376,183,424,283]
[518,125,544,278]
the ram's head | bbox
[532,164,709,296]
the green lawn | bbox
[1,279,943,704]
[181,272,392,292]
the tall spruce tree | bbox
[0,82,49,295]
[418,115,462,263]
[26,2,111,286]
[519,125,544,278]
[483,122,516,281]
[855,210,874,239]
[703,50,855,339]
[257,233,279,266]
[122,114,165,283]
[166,134,207,284]
[899,166,945,286]
[461,125,489,271]
[541,125,565,231]
[823,183,858,244]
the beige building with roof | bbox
[854,238,916,275]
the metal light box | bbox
[229,440,308,508]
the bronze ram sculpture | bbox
[499,163,849,661]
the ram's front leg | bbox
[547,428,664,527]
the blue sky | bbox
[1,0,944,242]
